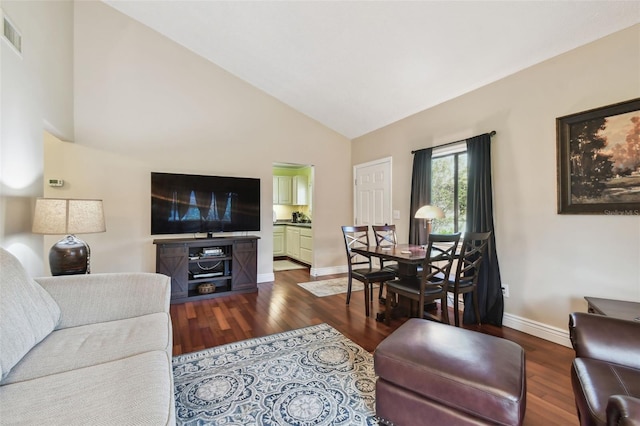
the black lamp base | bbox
[49,235,90,276]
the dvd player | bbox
[192,272,224,279]
[201,247,223,256]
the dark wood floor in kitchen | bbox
[170,268,579,426]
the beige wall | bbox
[0,0,74,275]
[352,24,640,338]
[42,1,352,278]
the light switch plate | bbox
[393,210,400,220]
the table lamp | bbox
[414,205,444,246]
[32,198,106,275]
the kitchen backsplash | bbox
[273,204,312,221]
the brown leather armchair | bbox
[569,312,640,426]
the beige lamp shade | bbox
[414,205,445,220]
[32,198,106,235]
[32,198,105,276]
[414,205,444,246]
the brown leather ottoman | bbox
[374,318,526,425]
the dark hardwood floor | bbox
[170,268,579,425]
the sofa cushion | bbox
[35,272,171,329]
[2,312,172,385]
[0,350,175,425]
[0,249,61,380]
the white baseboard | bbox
[503,312,572,348]
[258,272,275,283]
[262,265,346,282]
[309,265,348,277]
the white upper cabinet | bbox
[273,176,292,205]
[292,175,308,206]
[274,174,308,205]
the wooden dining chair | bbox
[447,231,491,327]
[384,233,460,325]
[372,224,399,299]
[341,225,397,317]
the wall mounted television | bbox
[151,172,260,236]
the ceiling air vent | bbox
[3,14,22,55]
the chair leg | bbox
[346,276,352,305]
[378,282,384,300]
[453,292,460,327]
[472,290,481,325]
[440,296,449,325]
[364,280,370,317]
[384,289,393,325]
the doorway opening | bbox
[272,162,314,271]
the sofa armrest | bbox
[607,395,640,426]
[35,273,171,329]
[569,312,640,369]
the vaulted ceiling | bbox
[103,1,640,139]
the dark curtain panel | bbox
[409,148,432,245]
[465,134,504,326]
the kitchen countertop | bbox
[274,221,312,228]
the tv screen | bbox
[151,172,260,235]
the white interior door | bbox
[354,157,392,227]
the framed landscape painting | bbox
[557,98,640,215]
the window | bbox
[431,144,467,234]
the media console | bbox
[153,236,259,304]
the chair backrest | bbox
[450,231,491,290]
[421,233,461,287]
[341,225,372,270]
[372,225,397,248]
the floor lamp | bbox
[414,205,444,247]
[32,198,106,275]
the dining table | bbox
[352,243,429,275]
[352,243,430,322]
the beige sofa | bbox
[0,248,175,425]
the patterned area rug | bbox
[297,278,378,297]
[173,323,377,425]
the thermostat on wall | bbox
[48,179,64,187]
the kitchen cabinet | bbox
[273,226,285,256]
[276,225,312,265]
[286,226,300,258]
[273,175,308,206]
[292,175,308,205]
[299,227,313,264]
[273,176,292,205]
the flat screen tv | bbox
[151,172,260,236]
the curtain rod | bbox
[411,130,496,154]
